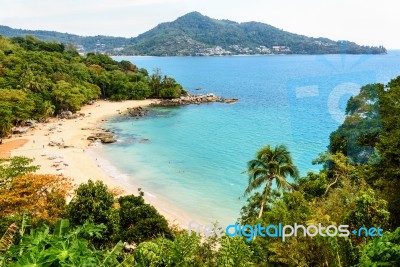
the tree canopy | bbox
[0,35,186,137]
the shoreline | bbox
[7,99,190,228]
[111,52,388,58]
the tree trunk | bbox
[258,200,265,219]
[324,173,339,196]
[258,177,273,218]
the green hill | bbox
[0,12,386,56]
[0,25,134,54]
[125,12,386,56]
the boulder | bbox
[59,111,80,119]
[101,137,116,144]
[87,132,117,144]
[127,106,149,117]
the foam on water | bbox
[86,146,131,184]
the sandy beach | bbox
[4,100,190,227]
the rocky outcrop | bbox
[101,136,117,144]
[59,111,85,119]
[127,106,149,117]
[87,132,117,144]
[151,94,238,107]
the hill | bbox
[125,12,386,56]
[0,12,386,56]
[0,25,134,54]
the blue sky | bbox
[1,0,399,48]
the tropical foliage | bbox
[238,75,400,266]
[244,144,298,218]
[0,157,71,224]
[0,218,135,267]
[1,37,400,264]
[0,176,258,266]
[118,193,173,243]
[67,180,120,243]
[0,35,186,137]
[0,173,73,223]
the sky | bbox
[0,0,399,48]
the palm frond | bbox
[245,144,298,198]
[275,175,292,190]
[244,175,267,196]
[280,164,299,180]
[247,159,267,171]
[248,167,268,180]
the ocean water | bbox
[96,52,400,225]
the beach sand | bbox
[8,100,190,228]
[0,139,29,159]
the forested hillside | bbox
[0,25,133,54]
[125,12,386,56]
[0,35,185,137]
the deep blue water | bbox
[97,52,400,225]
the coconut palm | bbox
[244,144,299,218]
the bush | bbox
[67,180,119,241]
[358,227,400,266]
[118,193,173,243]
[0,172,72,223]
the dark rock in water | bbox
[127,106,149,117]
[87,132,117,144]
[101,137,117,144]
[217,98,239,104]
[138,138,150,143]
[151,93,238,107]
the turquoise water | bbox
[99,52,400,225]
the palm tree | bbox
[244,145,299,218]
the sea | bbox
[92,51,400,225]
